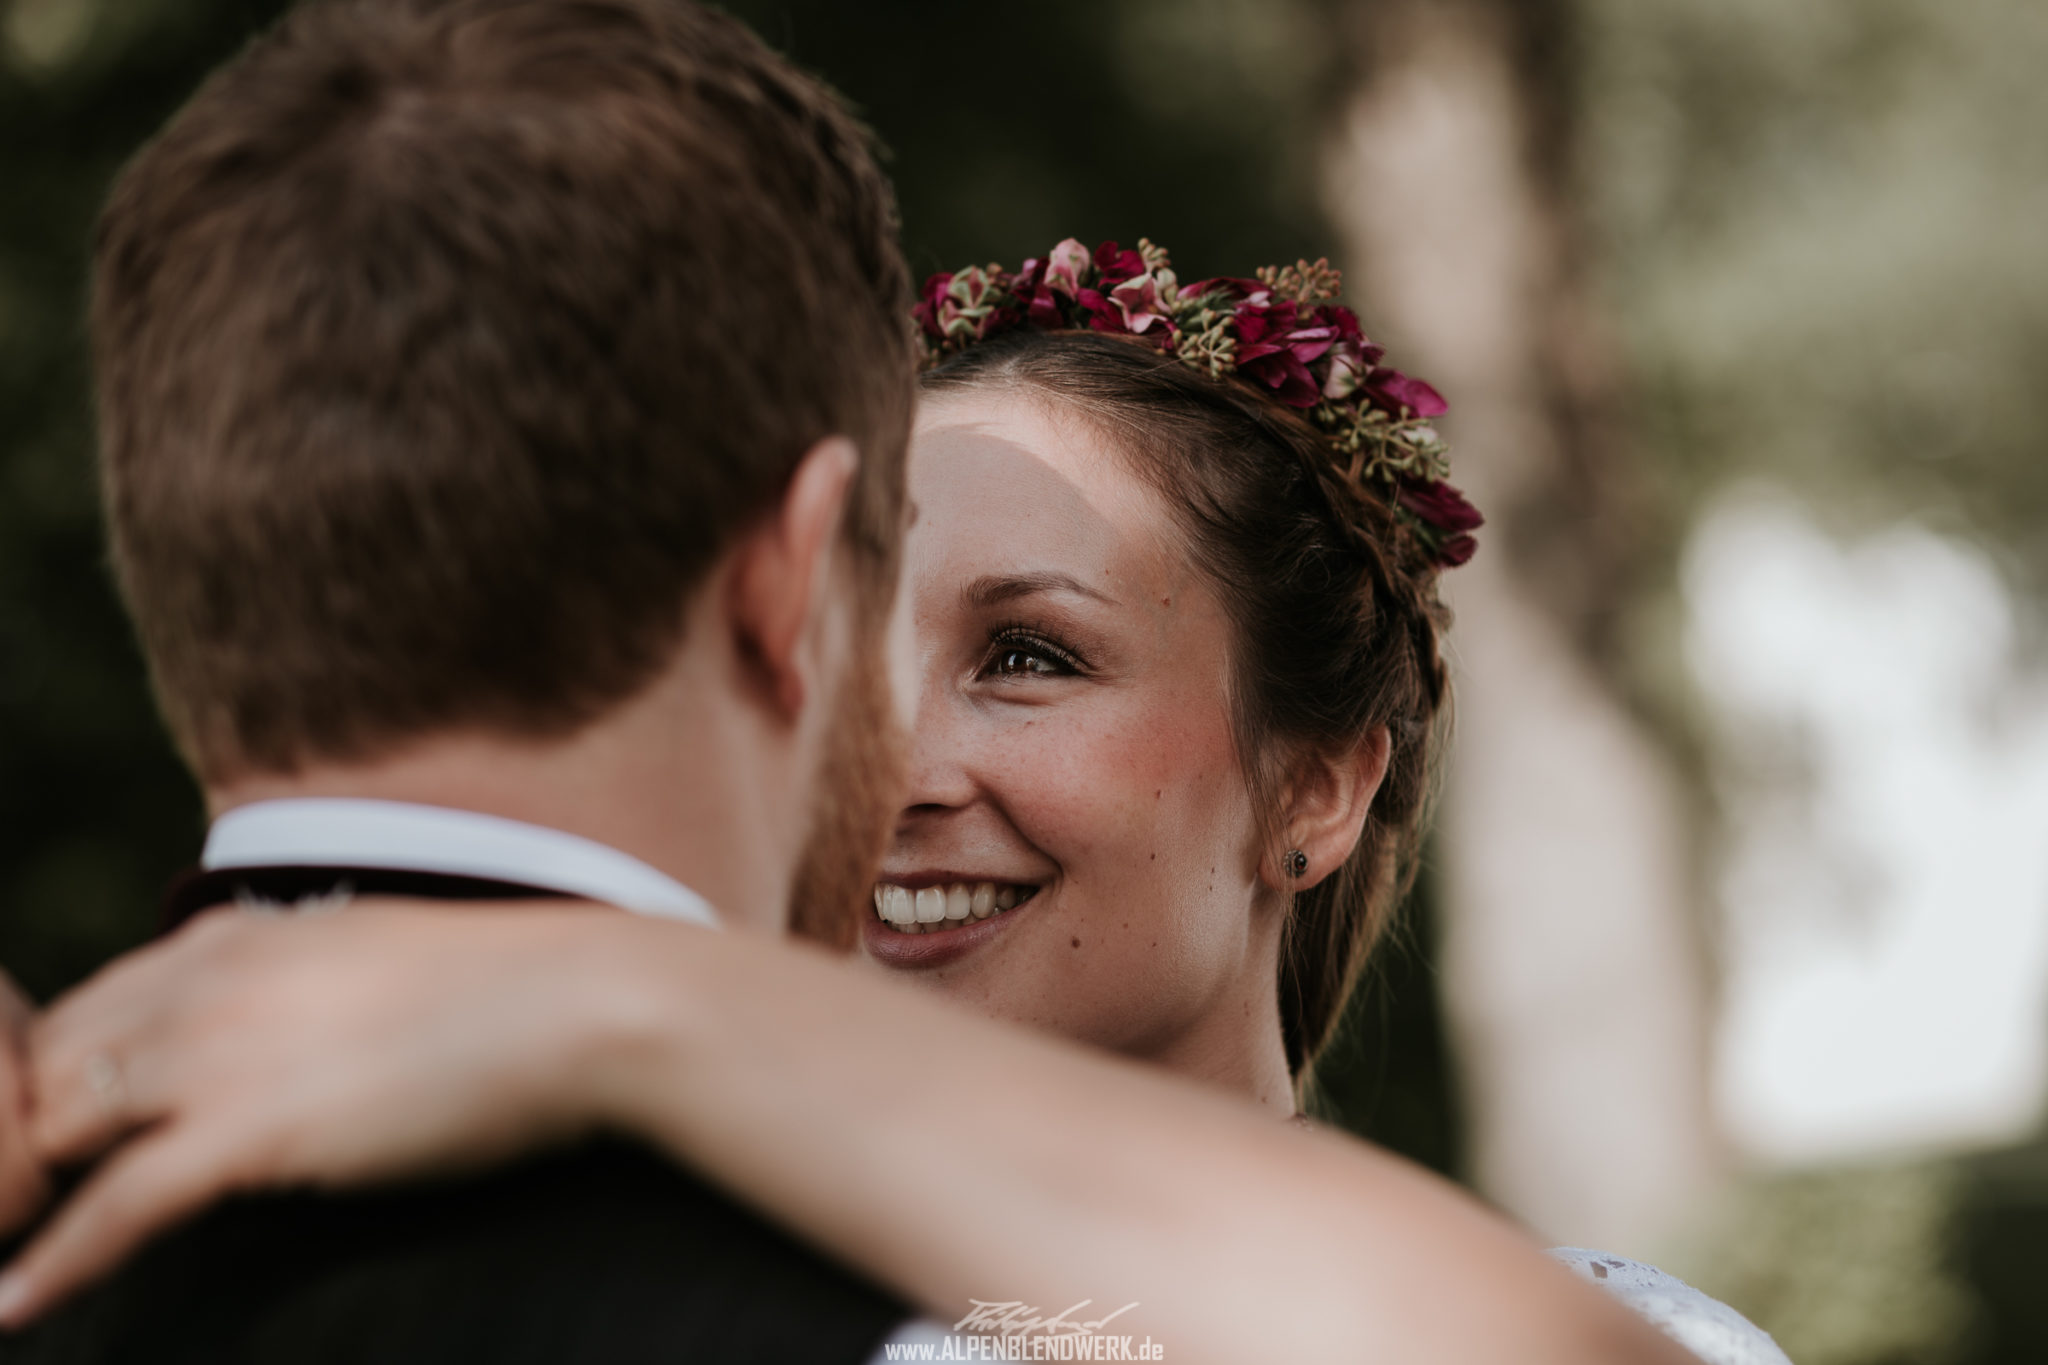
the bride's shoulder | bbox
[1547,1247,1793,1365]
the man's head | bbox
[93,0,915,935]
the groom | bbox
[0,0,926,1359]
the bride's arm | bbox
[587,918,1689,1365]
[0,906,1690,1365]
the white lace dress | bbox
[1548,1247,1793,1364]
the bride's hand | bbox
[0,902,663,1325]
[0,969,51,1237]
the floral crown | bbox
[914,237,1482,568]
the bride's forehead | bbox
[908,426,1114,566]
[909,394,1162,528]
[904,440,1194,627]
[911,433,1181,579]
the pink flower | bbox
[1107,273,1174,336]
[914,266,1020,344]
[954,266,1000,307]
[1076,286,1172,347]
[1320,335,1387,400]
[1364,366,1449,418]
[1043,238,1093,298]
[1436,534,1478,568]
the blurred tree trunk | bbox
[1323,0,1718,1254]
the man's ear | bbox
[1260,726,1393,891]
[726,437,860,719]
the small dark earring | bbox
[1286,849,1309,878]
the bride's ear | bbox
[725,436,859,720]
[1262,726,1392,891]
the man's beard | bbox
[787,637,906,950]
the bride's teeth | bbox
[871,881,1037,931]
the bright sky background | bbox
[1686,489,2048,1164]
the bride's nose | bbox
[895,693,979,820]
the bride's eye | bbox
[981,628,1082,680]
[994,647,1062,677]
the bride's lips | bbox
[862,874,1041,969]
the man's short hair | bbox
[93,0,913,781]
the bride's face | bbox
[863,386,1275,1062]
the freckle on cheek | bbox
[1071,937,1081,949]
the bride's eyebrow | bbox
[961,571,1118,610]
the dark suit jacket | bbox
[0,866,908,1365]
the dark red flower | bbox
[1435,534,1478,568]
[1234,299,1341,408]
[1009,257,1068,329]
[1076,286,1172,348]
[1076,287,1115,331]
[913,271,955,339]
[1364,367,1449,418]
[1092,240,1146,286]
[1314,304,1369,349]
[1397,478,1484,535]
[1176,276,1257,305]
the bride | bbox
[867,239,1469,1111]
[0,239,1736,1362]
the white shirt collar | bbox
[203,798,720,930]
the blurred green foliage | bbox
[1571,7,2048,1359]
[0,1,308,999]
[1580,0,2048,593]
[1679,1161,1980,1365]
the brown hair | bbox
[93,0,913,782]
[924,331,1452,1078]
